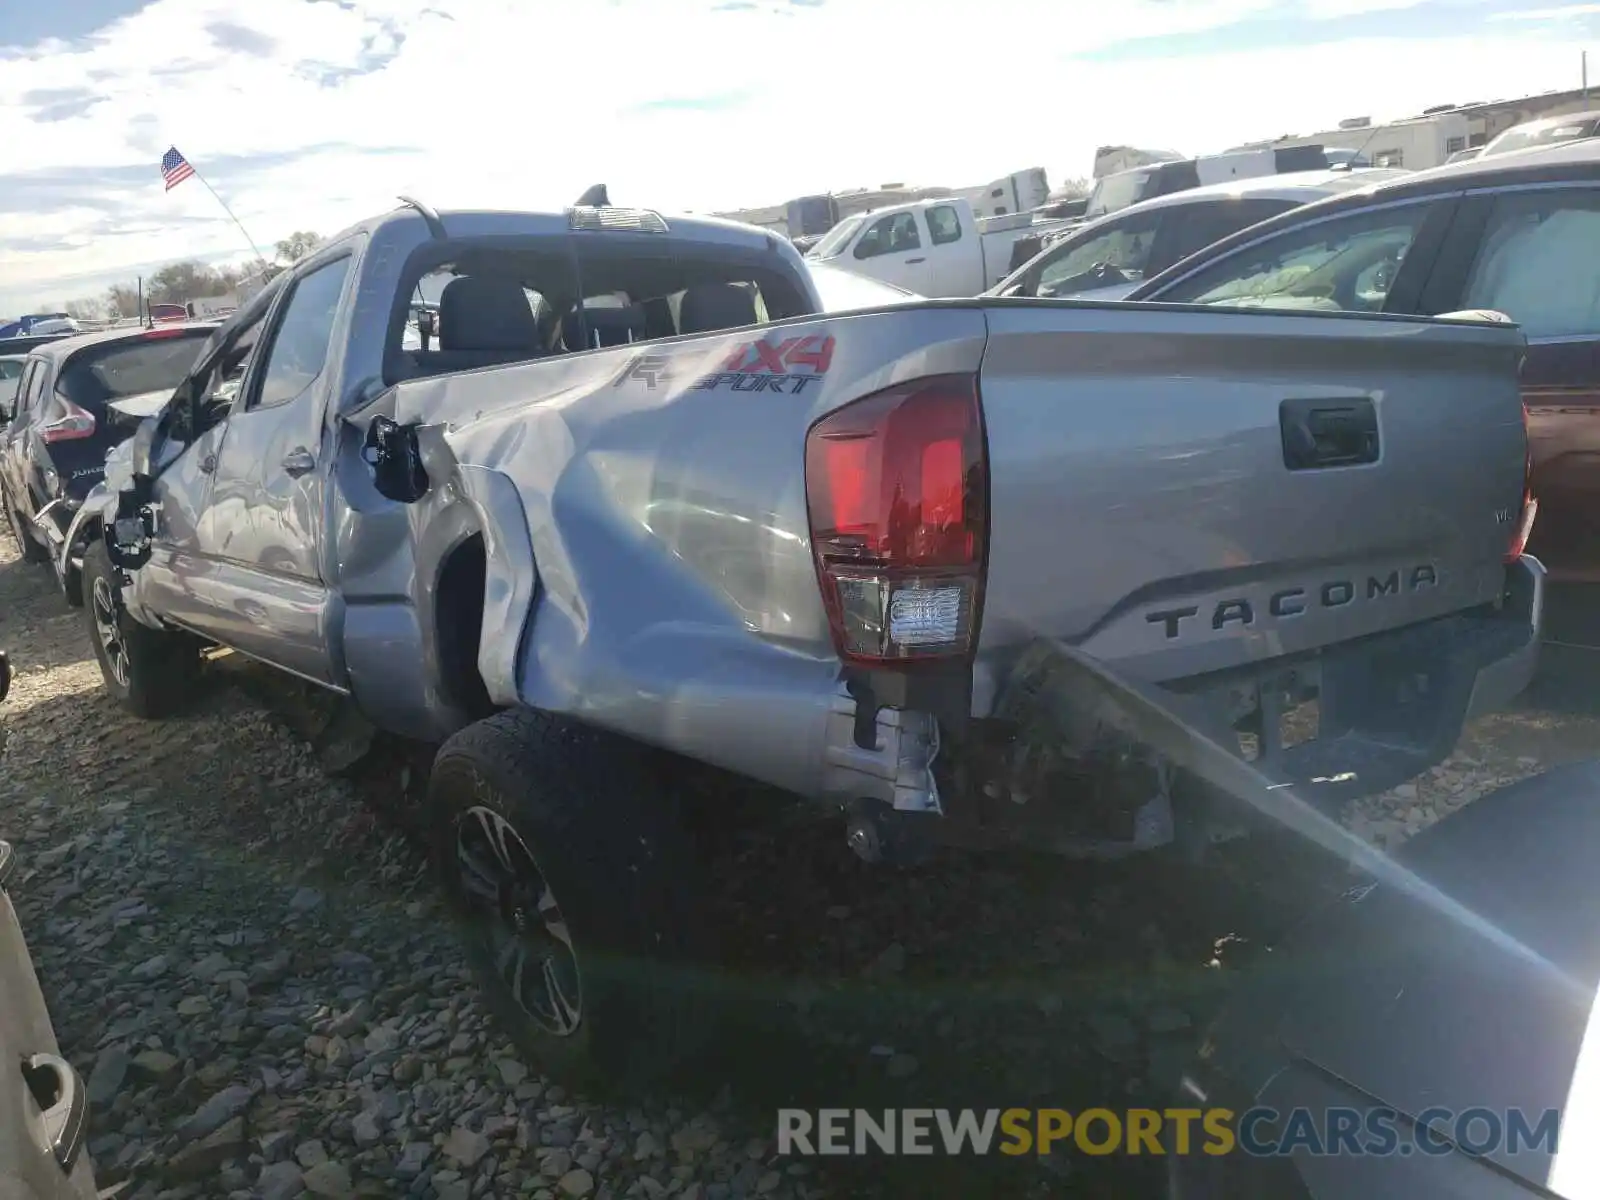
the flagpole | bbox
[191,170,269,268]
[167,149,269,269]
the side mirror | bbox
[362,416,429,503]
[417,309,438,339]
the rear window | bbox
[56,332,210,409]
[1086,168,1157,218]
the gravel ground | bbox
[3,527,1598,1200]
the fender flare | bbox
[407,460,540,715]
[451,465,539,708]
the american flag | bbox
[161,146,195,191]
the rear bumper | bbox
[1249,554,1544,805]
[1464,552,1544,719]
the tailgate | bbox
[973,302,1529,687]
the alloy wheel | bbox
[454,805,583,1037]
[91,576,131,689]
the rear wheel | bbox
[82,540,199,718]
[429,707,713,1089]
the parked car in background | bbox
[1480,107,1600,159]
[0,334,71,360]
[989,169,1404,301]
[0,314,70,340]
[0,649,98,1200]
[144,303,188,325]
[1126,137,1600,593]
[803,195,1078,295]
[1081,144,1364,224]
[0,323,217,600]
[0,356,26,410]
[18,319,80,338]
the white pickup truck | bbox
[803,196,1075,296]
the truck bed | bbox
[365,298,1533,807]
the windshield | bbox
[1085,167,1155,218]
[805,214,866,260]
[1485,117,1600,156]
[806,262,917,311]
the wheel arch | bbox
[57,485,115,607]
[414,463,541,719]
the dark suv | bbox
[0,323,216,601]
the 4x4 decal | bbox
[613,334,835,395]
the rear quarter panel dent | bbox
[424,307,990,794]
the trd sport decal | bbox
[613,334,835,395]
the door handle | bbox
[22,1053,87,1175]
[281,448,315,477]
[1280,397,1379,470]
[905,257,926,264]
[199,454,216,475]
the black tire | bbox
[4,489,48,565]
[429,707,713,1090]
[81,539,199,718]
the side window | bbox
[926,205,963,246]
[1036,214,1160,297]
[1155,204,1434,312]
[21,364,48,416]
[854,212,922,260]
[1460,190,1600,338]
[189,313,269,437]
[10,364,37,417]
[252,257,352,409]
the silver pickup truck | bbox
[61,197,1543,1082]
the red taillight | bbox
[804,373,987,664]
[1507,400,1536,562]
[39,398,96,443]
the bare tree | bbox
[105,284,142,319]
[146,261,230,306]
[1054,176,1092,198]
[65,298,104,322]
[236,257,280,285]
[274,231,324,264]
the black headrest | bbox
[438,276,540,352]
[641,297,677,340]
[561,304,646,351]
[678,283,758,335]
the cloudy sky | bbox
[0,0,1596,311]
